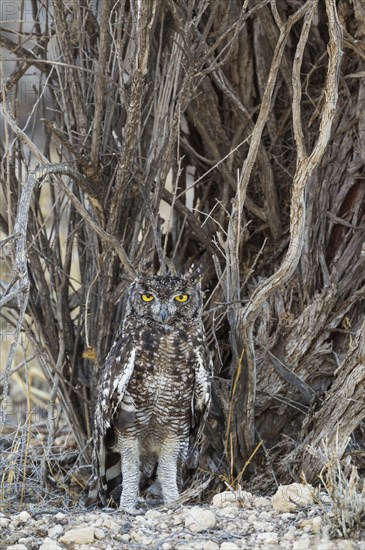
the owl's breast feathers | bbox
[96,318,211,439]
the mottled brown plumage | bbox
[90,273,211,509]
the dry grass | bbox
[0,406,87,513]
[310,439,365,540]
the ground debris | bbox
[0,491,363,549]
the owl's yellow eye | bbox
[141,293,154,302]
[175,294,189,303]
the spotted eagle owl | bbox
[90,273,211,509]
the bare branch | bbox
[237,0,343,454]
[0,105,135,278]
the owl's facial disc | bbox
[137,292,172,324]
[129,275,200,326]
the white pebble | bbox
[258,510,272,521]
[283,529,296,540]
[185,508,216,533]
[39,537,63,550]
[281,512,296,520]
[218,506,237,517]
[212,490,252,508]
[293,539,310,550]
[94,527,106,540]
[252,521,267,530]
[59,526,95,545]
[12,511,31,524]
[317,541,336,550]
[254,496,271,508]
[272,484,314,513]
[145,509,161,519]
[102,517,120,531]
[48,524,64,538]
[257,532,279,544]
[201,541,219,550]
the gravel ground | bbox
[1,489,364,550]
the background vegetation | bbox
[0,0,364,511]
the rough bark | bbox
[297,321,365,483]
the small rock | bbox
[293,539,311,550]
[252,521,267,531]
[172,513,185,526]
[145,509,161,519]
[18,538,33,544]
[12,511,32,524]
[257,532,279,544]
[185,508,216,533]
[281,512,296,520]
[258,510,272,521]
[120,534,130,542]
[272,483,314,512]
[0,517,11,527]
[254,496,271,508]
[131,530,147,543]
[212,490,252,508]
[19,511,32,522]
[202,541,219,550]
[39,537,63,550]
[220,543,240,550]
[279,542,292,549]
[283,528,296,540]
[317,541,336,550]
[54,512,66,521]
[94,527,106,540]
[102,516,120,531]
[218,506,237,517]
[59,526,95,545]
[6,546,28,550]
[48,524,64,538]
[247,513,258,523]
[299,516,322,533]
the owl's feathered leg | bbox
[157,437,181,504]
[119,436,140,509]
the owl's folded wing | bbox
[88,336,137,506]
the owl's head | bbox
[127,274,202,326]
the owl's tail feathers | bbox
[85,433,122,508]
[85,475,99,508]
[103,448,122,505]
[85,436,108,507]
[85,430,122,508]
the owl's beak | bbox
[159,305,169,323]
